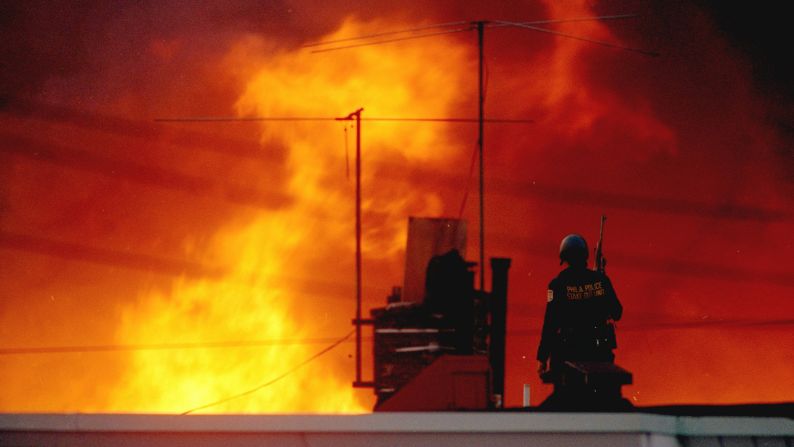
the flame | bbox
[234,17,469,257]
[106,18,471,413]
[1,1,792,413]
[108,224,364,413]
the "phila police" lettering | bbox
[566,282,605,300]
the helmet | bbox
[559,234,588,265]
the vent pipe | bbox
[489,257,511,407]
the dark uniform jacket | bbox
[537,266,622,364]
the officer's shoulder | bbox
[582,268,608,279]
[597,271,613,283]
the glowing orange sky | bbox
[1,1,792,412]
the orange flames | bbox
[106,19,471,413]
[1,1,793,414]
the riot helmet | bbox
[559,234,588,265]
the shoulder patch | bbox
[547,289,554,302]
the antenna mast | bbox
[336,108,370,387]
[477,21,486,291]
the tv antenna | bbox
[307,16,656,297]
[157,14,657,388]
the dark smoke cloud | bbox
[1,1,285,98]
[694,1,794,102]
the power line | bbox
[4,229,793,289]
[5,98,270,162]
[2,318,791,357]
[303,14,642,53]
[4,126,787,223]
[505,318,794,338]
[505,14,640,26]
[0,231,388,298]
[485,177,791,222]
[0,231,223,279]
[180,330,354,415]
[0,335,357,356]
[458,140,479,219]
[494,20,660,57]
[0,131,289,210]
[619,318,794,331]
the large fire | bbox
[0,1,792,413]
[105,19,470,413]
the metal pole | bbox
[354,108,363,384]
[489,257,511,407]
[337,108,365,386]
[477,21,485,292]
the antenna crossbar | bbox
[155,117,533,123]
[304,20,471,48]
[310,26,474,53]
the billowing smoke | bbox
[1,0,792,411]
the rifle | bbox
[595,215,618,345]
[595,215,607,273]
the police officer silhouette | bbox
[537,234,622,378]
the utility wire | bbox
[0,132,289,211]
[3,319,792,357]
[303,14,639,50]
[6,130,786,223]
[0,231,224,279]
[506,318,794,337]
[4,229,792,288]
[500,14,639,27]
[494,20,659,57]
[0,335,358,356]
[304,14,651,55]
[620,318,794,331]
[458,141,479,219]
[180,330,354,415]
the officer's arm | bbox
[605,276,622,321]
[536,284,559,363]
